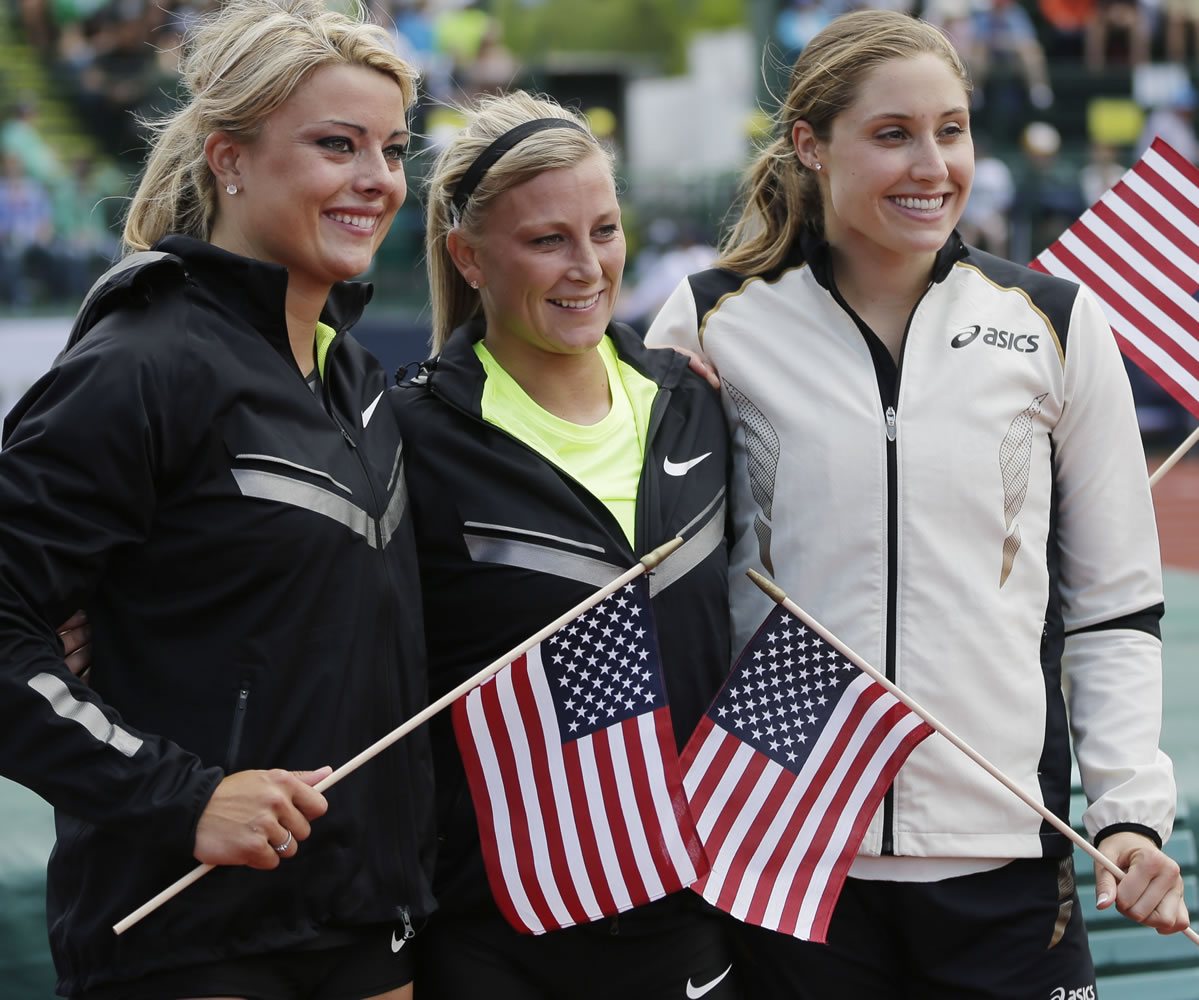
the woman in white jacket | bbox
[647,9,1187,998]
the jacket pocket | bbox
[224,681,250,771]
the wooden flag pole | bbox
[1149,425,1199,489]
[747,569,1199,947]
[112,537,685,936]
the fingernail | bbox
[1097,893,1111,906]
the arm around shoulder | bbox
[645,278,720,388]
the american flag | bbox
[681,604,933,943]
[452,577,707,935]
[1032,137,1199,419]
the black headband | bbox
[450,117,590,218]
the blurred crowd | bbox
[0,96,125,305]
[2,0,522,308]
[3,0,1199,388]
[14,0,518,146]
[776,0,1176,104]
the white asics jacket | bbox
[646,232,1175,861]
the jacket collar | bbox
[154,235,372,343]
[798,228,969,290]
[421,317,688,414]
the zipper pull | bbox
[400,905,415,940]
[336,420,356,449]
[885,405,897,442]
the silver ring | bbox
[272,829,293,854]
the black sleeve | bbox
[0,309,222,852]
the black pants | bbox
[416,895,741,1000]
[733,857,1096,1000]
[75,921,415,1000]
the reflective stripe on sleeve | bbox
[27,673,143,757]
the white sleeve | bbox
[1055,286,1175,845]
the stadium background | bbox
[1,0,1197,995]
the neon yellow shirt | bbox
[474,336,657,544]
[314,321,337,378]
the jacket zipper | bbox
[226,685,250,771]
[882,398,899,852]
[880,304,925,855]
[637,386,673,551]
[323,334,416,906]
[399,905,415,941]
[830,283,926,856]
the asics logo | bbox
[685,964,732,998]
[950,324,1039,353]
[663,452,711,476]
[1049,987,1095,1000]
[390,931,407,954]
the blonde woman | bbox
[648,10,1185,997]
[392,92,739,999]
[0,2,433,997]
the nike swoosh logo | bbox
[686,964,732,998]
[390,931,407,954]
[663,452,712,477]
[362,390,384,428]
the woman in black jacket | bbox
[392,91,739,1000]
[0,2,434,997]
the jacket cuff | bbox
[151,764,224,856]
[1094,822,1162,850]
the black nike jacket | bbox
[0,236,435,994]
[391,319,730,918]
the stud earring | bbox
[470,280,479,289]
[813,162,822,172]
[226,184,238,195]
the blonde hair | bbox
[424,91,611,352]
[719,9,971,274]
[122,0,417,253]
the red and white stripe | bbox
[454,644,704,935]
[682,674,932,942]
[1033,138,1199,419]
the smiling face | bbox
[456,152,625,365]
[207,62,409,308]
[795,52,973,269]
